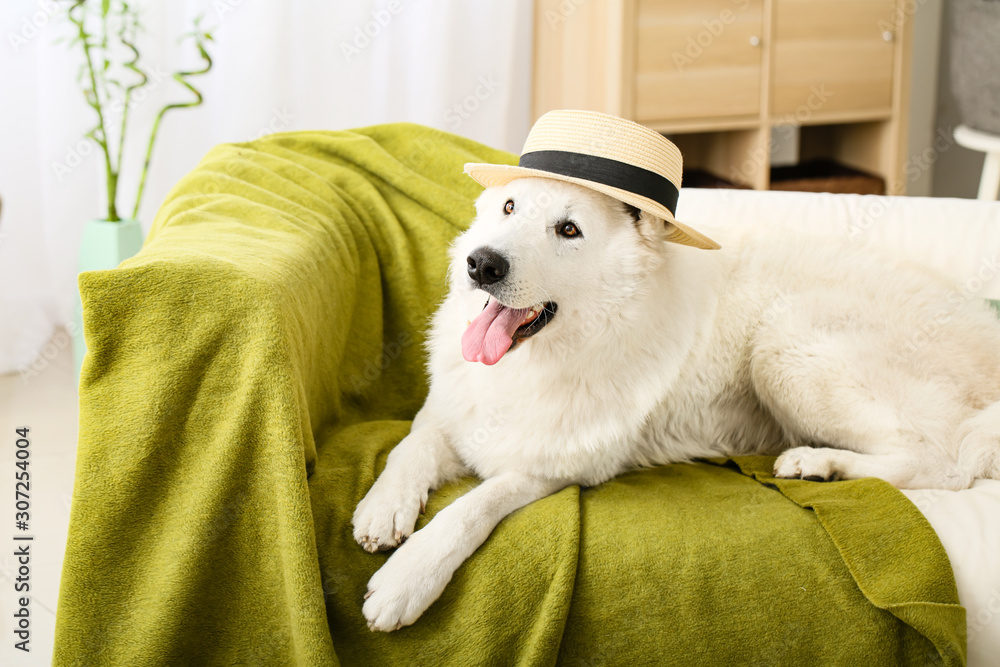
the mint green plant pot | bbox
[73,219,144,382]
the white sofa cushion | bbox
[678,189,1000,299]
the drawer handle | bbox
[882,30,894,42]
[749,35,761,47]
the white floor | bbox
[0,328,78,666]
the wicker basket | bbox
[769,159,885,195]
[683,169,750,189]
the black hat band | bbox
[518,149,680,216]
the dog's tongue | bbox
[462,299,531,365]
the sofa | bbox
[54,124,1000,665]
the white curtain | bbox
[0,0,534,375]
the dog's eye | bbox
[557,221,581,238]
[504,199,514,215]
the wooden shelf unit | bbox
[533,0,913,193]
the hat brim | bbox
[464,162,721,250]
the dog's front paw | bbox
[773,447,841,482]
[363,529,451,632]
[352,480,427,553]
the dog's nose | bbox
[467,247,509,286]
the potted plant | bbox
[62,0,213,379]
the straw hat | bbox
[464,109,720,250]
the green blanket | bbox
[56,125,966,665]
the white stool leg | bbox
[979,151,1000,201]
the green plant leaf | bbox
[102,0,110,17]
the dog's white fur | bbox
[354,178,1000,631]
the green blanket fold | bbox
[55,124,965,665]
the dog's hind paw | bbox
[773,447,841,482]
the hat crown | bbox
[520,109,683,188]
[462,110,722,249]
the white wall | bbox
[0,0,535,374]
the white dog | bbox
[351,106,1000,631]
[353,176,1000,631]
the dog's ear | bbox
[622,203,642,223]
[626,204,675,247]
